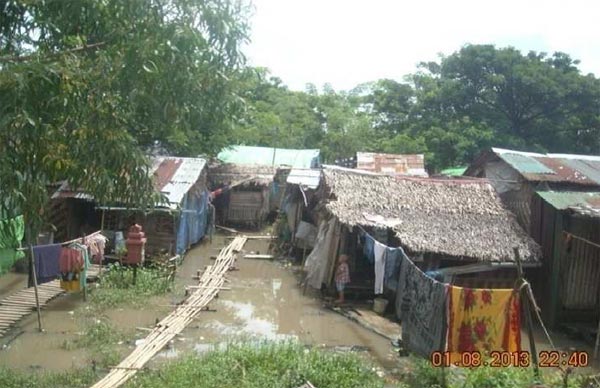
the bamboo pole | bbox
[28,245,43,332]
[514,247,539,379]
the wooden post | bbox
[99,209,105,277]
[514,247,539,379]
[594,315,600,359]
[28,244,43,332]
[82,234,87,302]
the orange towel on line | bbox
[446,286,521,362]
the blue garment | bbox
[362,234,375,264]
[384,247,406,291]
[33,244,62,284]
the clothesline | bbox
[357,224,446,287]
[17,230,104,251]
[564,231,600,250]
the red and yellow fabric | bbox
[447,286,521,362]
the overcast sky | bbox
[243,0,600,91]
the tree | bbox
[0,0,250,241]
[417,44,600,154]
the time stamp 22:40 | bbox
[430,351,590,368]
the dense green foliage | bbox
[232,45,600,170]
[0,0,249,237]
[127,342,386,388]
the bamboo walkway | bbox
[91,235,248,388]
[0,280,63,337]
[0,264,102,338]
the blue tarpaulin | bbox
[176,190,209,255]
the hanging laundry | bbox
[59,246,84,292]
[396,257,447,357]
[383,246,406,292]
[362,233,374,264]
[32,244,62,284]
[446,286,521,362]
[373,240,386,294]
[87,234,107,264]
[59,247,84,273]
[71,243,90,291]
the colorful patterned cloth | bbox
[447,286,521,361]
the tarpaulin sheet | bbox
[176,190,209,255]
[0,215,25,275]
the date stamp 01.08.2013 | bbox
[430,350,590,368]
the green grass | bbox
[61,318,129,369]
[126,342,388,388]
[0,367,97,388]
[404,357,595,388]
[89,263,172,310]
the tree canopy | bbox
[0,0,250,238]
[232,44,600,170]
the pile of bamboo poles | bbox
[91,235,247,388]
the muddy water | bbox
[0,234,398,372]
[0,291,88,370]
[163,234,399,369]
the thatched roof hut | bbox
[208,163,278,189]
[321,166,541,263]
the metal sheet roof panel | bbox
[491,148,600,186]
[217,146,320,168]
[500,153,555,174]
[52,156,207,207]
[153,157,207,206]
[536,191,600,210]
[286,168,321,189]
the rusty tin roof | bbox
[493,148,600,186]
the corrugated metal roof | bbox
[536,191,600,211]
[356,152,428,177]
[500,153,555,174]
[52,156,207,208]
[217,146,320,169]
[286,168,321,189]
[492,148,600,185]
[51,182,95,200]
[154,157,206,208]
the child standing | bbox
[334,254,350,304]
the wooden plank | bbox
[243,254,275,260]
[215,225,239,234]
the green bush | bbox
[126,342,387,388]
[90,263,172,309]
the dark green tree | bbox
[0,0,250,240]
